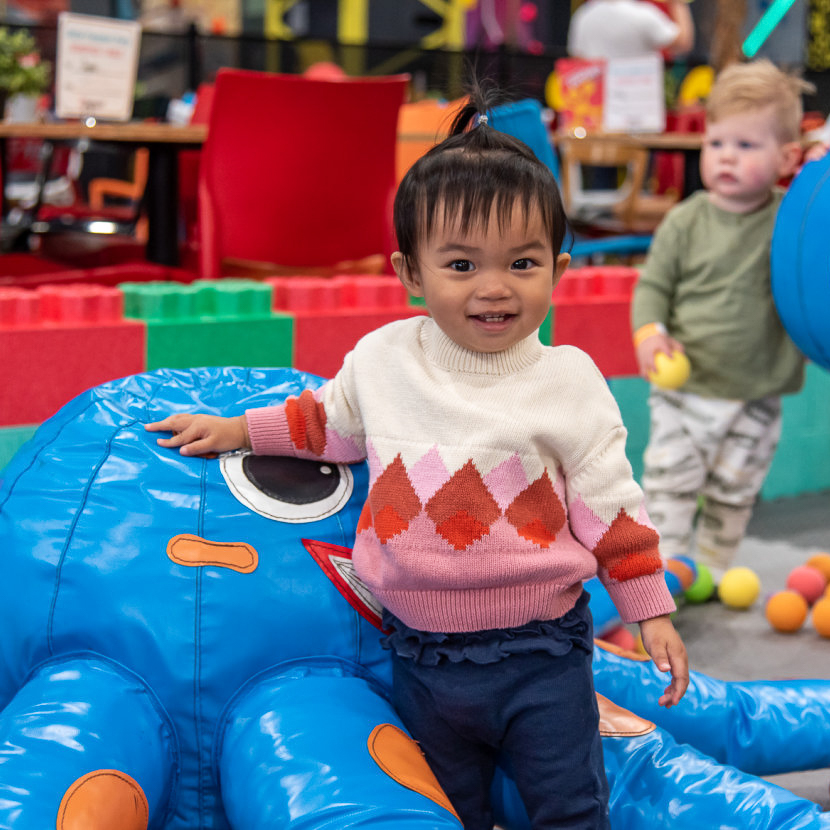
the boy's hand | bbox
[802,141,830,165]
[638,614,689,708]
[145,414,250,457]
[635,333,685,378]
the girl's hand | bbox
[638,614,689,708]
[145,414,249,457]
[635,333,685,378]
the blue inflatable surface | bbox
[772,151,830,369]
[1,367,829,829]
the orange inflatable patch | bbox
[368,723,460,821]
[57,769,148,830]
[596,693,656,738]
[167,534,258,573]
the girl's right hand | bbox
[145,414,250,457]
[635,334,685,378]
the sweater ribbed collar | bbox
[421,318,544,375]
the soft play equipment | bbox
[772,149,830,370]
[2,367,830,829]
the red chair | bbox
[197,69,409,278]
[179,83,215,244]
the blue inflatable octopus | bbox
[1,367,829,829]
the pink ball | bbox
[786,564,827,605]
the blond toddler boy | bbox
[631,60,812,580]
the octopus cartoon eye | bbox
[220,452,354,523]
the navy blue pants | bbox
[390,644,610,829]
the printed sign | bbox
[55,12,141,121]
[602,54,665,134]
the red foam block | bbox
[553,296,638,377]
[268,275,409,312]
[0,285,146,425]
[1,322,146,425]
[293,308,428,379]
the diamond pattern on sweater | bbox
[593,509,662,582]
[408,445,450,502]
[505,471,566,546]
[426,461,501,550]
[356,453,653,573]
[366,454,422,543]
[483,454,530,510]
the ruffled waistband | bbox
[381,590,593,666]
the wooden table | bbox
[554,130,704,196]
[625,132,704,196]
[559,131,703,152]
[0,121,208,266]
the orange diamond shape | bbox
[434,511,491,550]
[505,472,565,547]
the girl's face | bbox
[700,106,801,213]
[393,203,569,354]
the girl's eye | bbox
[512,258,534,270]
[450,260,473,272]
[738,141,755,150]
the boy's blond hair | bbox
[706,59,814,144]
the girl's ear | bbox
[552,252,570,291]
[392,252,424,297]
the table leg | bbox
[145,144,180,267]
[683,149,703,197]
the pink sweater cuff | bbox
[245,406,296,455]
[606,571,677,624]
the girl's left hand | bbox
[638,614,689,708]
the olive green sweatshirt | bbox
[631,189,804,400]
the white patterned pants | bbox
[641,389,782,580]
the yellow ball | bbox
[718,566,761,609]
[812,597,830,638]
[647,350,691,390]
[765,590,808,633]
[806,552,830,582]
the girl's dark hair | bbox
[394,81,568,268]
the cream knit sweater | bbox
[246,316,675,633]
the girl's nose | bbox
[476,270,511,298]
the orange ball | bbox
[786,565,827,605]
[806,552,830,582]
[765,590,808,633]
[811,597,830,638]
[665,557,696,591]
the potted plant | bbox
[0,27,51,120]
